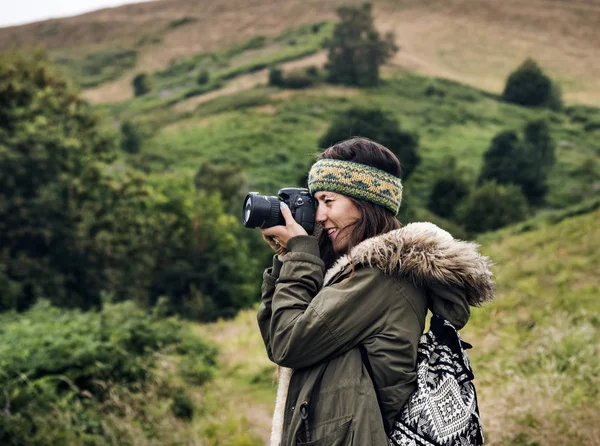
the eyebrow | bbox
[315,192,331,199]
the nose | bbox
[315,203,327,225]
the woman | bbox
[257,138,493,445]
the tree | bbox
[503,59,562,110]
[0,52,259,320]
[132,72,154,96]
[319,107,420,180]
[0,51,117,310]
[427,157,470,219]
[193,162,247,214]
[324,3,398,87]
[478,120,555,205]
[121,120,144,153]
[457,182,529,233]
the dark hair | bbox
[315,137,402,269]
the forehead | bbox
[314,191,337,200]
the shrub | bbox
[171,389,195,420]
[121,120,144,154]
[479,120,556,205]
[0,300,217,443]
[503,59,562,109]
[427,158,470,219]
[132,72,154,96]
[457,181,529,233]
[324,3,398,86]
[319,107,420,180]
[197,69,210,85]
[283,70,317,89]
[268,67,284,86]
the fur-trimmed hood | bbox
[324,222,494,328]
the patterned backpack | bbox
[361,315,484,446]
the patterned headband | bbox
[308,159,403,214]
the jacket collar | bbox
[323,222,494,306]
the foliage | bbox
[319,106,420,180]
[427,157,470,219]
[120,119,144,153]
[268,67,284,86]
[0,51,258,321]
[503,59,562,110]
[0,51,118,310]
[132,72,154,96]
[269,66,320,89]
[194,162,248,214]
[54,48,138,88]
[324,3,398,86]
[0,300,217,444]
[478,119,556,205]
[457,181,529,233]
[145,175,256,321]
[197,69,210,85]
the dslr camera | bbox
[241,188,315,234]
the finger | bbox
[261,226,285,238]
[280,202,294,225]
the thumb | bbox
[280,201,294,225]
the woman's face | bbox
[314,191,361,254]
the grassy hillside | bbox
[197,206,600,446]
[111,73,599,218]
[2,0,599,104]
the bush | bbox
[197,70,210,85]
[478,120,556,205]
[132,72,154,96]
[427,158,470,219]
[319,107,420,180]
[0,300,217,443]
[55,48,138,88]
[503,59,562,110]
[121,120,144,154]
[268,67,284,86]
[171,389,195,420]
[324,3,397,86]
[457,181,529,233]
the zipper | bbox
[300,400,310,443]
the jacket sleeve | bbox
[257,255,284,362]
[265,235,395,369]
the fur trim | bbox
[324,222,494,305]
[271,367,292,446]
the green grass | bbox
[463,208,600,445]
[132,74,599,214]
[55,48,138,88]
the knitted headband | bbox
[308,159,403,214]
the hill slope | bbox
[1,0,599,104]
[198,206,600,446]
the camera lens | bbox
[241,193,283,228]
[243,196,252,225]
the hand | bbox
[260,202,308,251]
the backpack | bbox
[361,315,485,446]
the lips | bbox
[326,227,337,240]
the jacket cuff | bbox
[286,235,320,257]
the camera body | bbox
[242,187,316,234]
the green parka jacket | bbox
[257,222,494,446]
